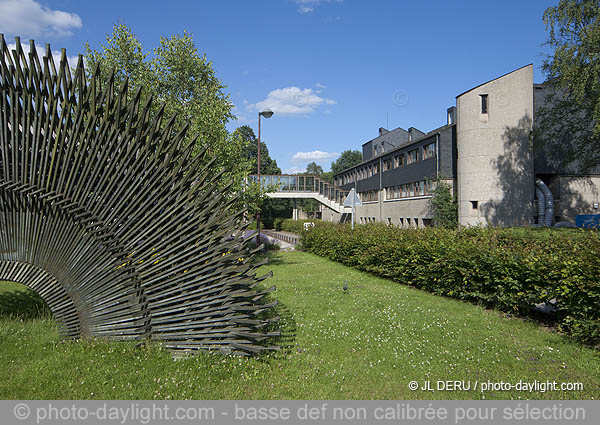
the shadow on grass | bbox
[255,294,297,360]
[0,286,52,320]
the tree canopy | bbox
[331,150,363,175]
[232,125,281,175]
[305,162,324,175]
[538,0,600,171]
[84,24,251,196]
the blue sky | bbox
[0,0,556,174]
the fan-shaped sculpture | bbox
[0,35,279,355]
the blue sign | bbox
[575,214,600,229]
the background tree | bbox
[84,24,250,199]
[305,162,324,175]
[537,0,600,171]
[330,150,363,175]
[233,125,282,174]
[429,181,458,229]
[231,125,291,223]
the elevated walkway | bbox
[248,174,352,214]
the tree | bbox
[538,0,600,171]
[305,161,324,175]
[429,181,458,229]
[231,125,289,219]
[84,24,250,198]
[232,125,281,175]
[331,150,363,175]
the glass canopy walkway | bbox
[248,174,351,213]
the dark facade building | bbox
[329,65,599,227]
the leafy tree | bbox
[232,125,281,175]
[331,150,363,175]
[230,125,289,219]
[84,24,250,198]
[537,0,600,171]
[429,180,457,229]
[305,161,324,175]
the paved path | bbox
[244,230,297,250]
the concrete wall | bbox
[456,64,535,227]
[555,176,600,222]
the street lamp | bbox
[256,108,273,244]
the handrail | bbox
[248,174,350,206]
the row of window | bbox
[336,142,437,185]
[359,190,379,202]
[385,180,435,200]
[359,217,433,227]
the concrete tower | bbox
[456,64,535,227]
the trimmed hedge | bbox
[281,219,321,234]
[301,223,600,346]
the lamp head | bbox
[259,109,274,118]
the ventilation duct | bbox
[535,178,554,227]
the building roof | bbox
[455,63,533,99]
[333,122,454,178]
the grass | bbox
[1,251,599,399]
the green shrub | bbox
[261,217,274,229]
[281,219,321,234]
[301,223,600,346]
[274,218,284,231]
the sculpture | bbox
[0,36,278,355]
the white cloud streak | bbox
[292,150,339,163]
[284,166,306,174]
[254,86,336,116]
[7,42,80,69]
[0,0,82,38]
[293,0,342,14]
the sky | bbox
[0,0,557,174]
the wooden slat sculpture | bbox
[0,36,279,355]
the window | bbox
[359,190,378,202]
[422,142,436,160]
[471,201,478,210]
[383,158,393,171]
[407,149,419,165]
[480,94,488,114]
[394,154,404,168]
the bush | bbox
[301,223,600,346]
[281,219,321,234]
[261,217,274,230]
[274,218,285,231]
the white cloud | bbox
[254,86,336,116]
[315,83,326,89]
[292,150,339,163]
[293,0,342,14]
[284,166,306,174]
[7,42,80,69]
[0,0,82,38]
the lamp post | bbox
[256,108,273,244]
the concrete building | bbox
[331,64,600,227]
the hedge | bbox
[281,219,321,234]
[301,223,600,346]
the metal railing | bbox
[248,174,350,207]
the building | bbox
[330,64,600,227]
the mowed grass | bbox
[1,250,599,400]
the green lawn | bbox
[1,250,599,399]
